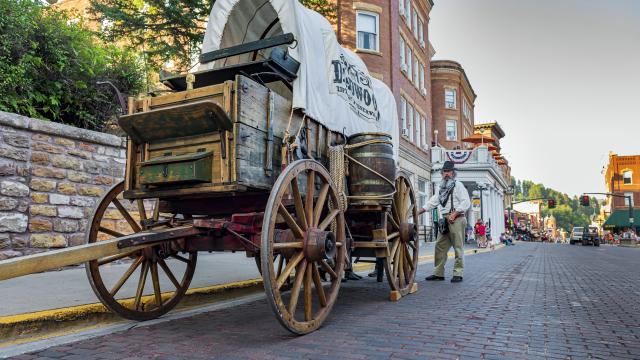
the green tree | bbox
[0,0,145,130]
[90,0,337,71]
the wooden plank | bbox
[353,241,388,248]
[235,123,283,189]
[144,84,226,110]
[123,183,246,199]
[0,239,151,282]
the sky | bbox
[429,0,640,197]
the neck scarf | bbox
[439,177,456,207]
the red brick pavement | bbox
[9,243,640,359]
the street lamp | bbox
[433,129,439,147]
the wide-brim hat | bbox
[442,161,455,171]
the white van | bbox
[570,227,584,245]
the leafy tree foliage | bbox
[0,0,145,130]
[90,0,337,71]
[510,177,600,231]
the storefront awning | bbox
[603,209,640,229]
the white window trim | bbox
[356,11,380,52]
[446,119,457,141]
[624,192,634,207]
[445,88,457,109]
[623,170,633,185]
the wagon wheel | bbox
[85,181,197,321]
[261,160,346,335]
[385,174,419,298]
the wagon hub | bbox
[400,222,417,243]
[304,229,336,262]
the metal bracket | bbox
[265,91,275,176]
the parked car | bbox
[570,227,584,245]
[581,226,601,246]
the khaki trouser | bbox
[433,216,466,277]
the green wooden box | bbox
[139,151,213,185]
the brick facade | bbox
[0,111,126,259]
[605,153,640,210]
[431,60,476,150]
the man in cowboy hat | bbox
[419,160,470,282]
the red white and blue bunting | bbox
[446,150,472,164]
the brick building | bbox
[332,0,435,227]
[430,60,476,150]
[604,153,640,210]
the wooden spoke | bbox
[319,260,338,280]
[404,243,414,271]
[112,198,142,233]
[304,262,313,321]
[312,263,327,307]
[109,256,143,296]
[273,242,303,250]
[151,262,162,306]
[305,170,315,227]
[389,239,400,264]
[288,259,307,314]
[318,209,339,232]
[387,213,400,230]
[171,254,190,263]
[133,260,150,310]
[158,257,181,290]
[398,246,406,287]
[313,183,330,227]
[291,179,308,230]
[98,250,138,266]
[392,240,401,280]
[406,204,415,219]
[276,251,305,289]
[137,199,147,222]
[152,199,160,221]
[98,226,126,239]
[387,232,400,241]
[278,204,305,239]
[276,255,285,277]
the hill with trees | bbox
[511,177,600,231]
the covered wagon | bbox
[0,0,419,335]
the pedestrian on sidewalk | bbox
[418,161,471,283]
[475,220,487,248]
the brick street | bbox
[11,243,640,360]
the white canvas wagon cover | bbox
[201,0,399,156]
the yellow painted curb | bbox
[0,244,506,328]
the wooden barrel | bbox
[347,133,396,198]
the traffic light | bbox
[579,195,590,206]
[547,199,556,209]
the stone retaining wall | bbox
[0,111,126,259]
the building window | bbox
[404,0,411,24]
[462,98,471,119]
[398,0,404,16]
[446,120,457,141]
[415,111,421,147]
[356,11,379,52]
[412,8,419,38]
[418,18,424,46]
[445,89,456,109]
[624,192,634,207]
[422,115,428,148]
[399,37,405,70]
[407,103,414,142]
[400,96,407,134]
[406,47,413,81]
[419,63,425,92]
[418,179,427,225]
[623,170,633,185]
[413,57,419,87]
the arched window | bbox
[623,170,632,185]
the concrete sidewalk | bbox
[0,240,491,317]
